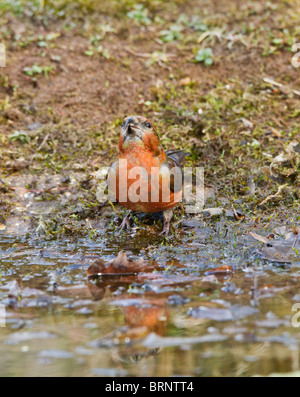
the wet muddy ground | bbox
[0,0,300,377]
[0,196,300,377]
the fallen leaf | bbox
[240,118,253,130]
[87,252,144,277]
[269,141,300,181]
[250,232,272,244]
[250,227,300,263]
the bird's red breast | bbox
[108,115,186,213]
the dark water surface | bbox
[1,220,300,377]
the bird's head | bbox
[119,115,163,156]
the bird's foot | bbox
[117,210,131,234]
[160,209,173,236]
[160,221,170,236]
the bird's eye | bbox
[144,121,151,129]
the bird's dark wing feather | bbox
[163,158,184,194]
[165,150,189,166]
[164,150,189,193]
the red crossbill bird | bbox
[108,115,188,235]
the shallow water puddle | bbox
[1,223,300,377]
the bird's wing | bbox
[161,157,184,194]
[163,150,189,193]
[165,150,189,166]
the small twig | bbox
[37,132,50,151]
[124,47,176,59]
[197,31,222,44]
[258,184,287,206]
[263,77,300,97]
[263,77,284,88]
[124,47,151,58]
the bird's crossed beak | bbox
[123,117,142,139]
